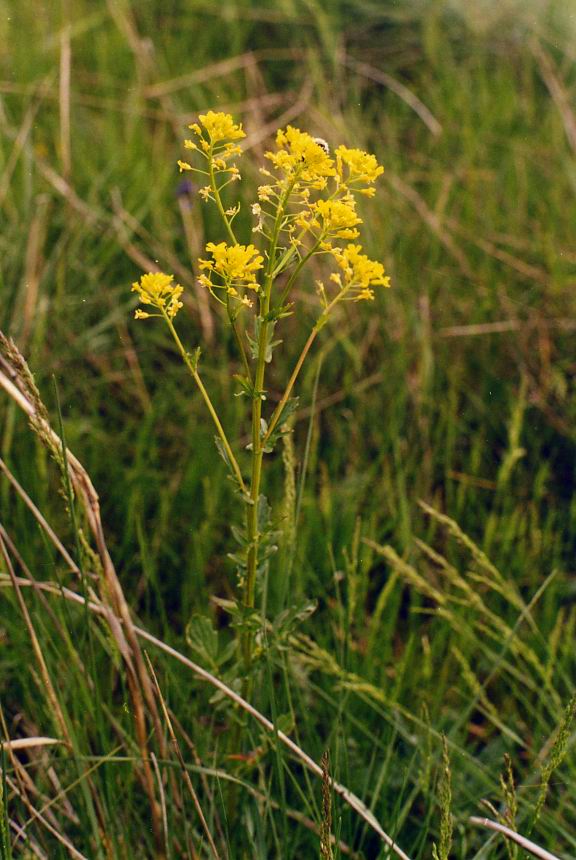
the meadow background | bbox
[1,0,576,857]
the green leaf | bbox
[276,396,299,428]
[265,303,294,322]
[275,712,295,735]
[265,338,282,363]
[252,317,282,363]
[227,551,248,569]
[231,603,262,634]
[246,330,259,361]
[185,614,219,668]
[272,600,317,640]
[214,435,231,470]
[263,397,299,452]
[233,374,255,398]
[211,596,237,614]
[219,639,237,666]
[257,493,271,534]
[231,524,248,546]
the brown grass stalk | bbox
[0,333,166,856]
[1,574,413,860]
[469,816,561,860]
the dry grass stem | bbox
[145,654,222,860]
[59,25,71,179]
[4,772,88,860]
[469,817,561,860]
[345,57,442,136]
[531,40,576,155]
[0,534,70,742]
[0,333,167,855]
[1,572,413,860]
[0,738,62,752]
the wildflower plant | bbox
[131,112,390,693]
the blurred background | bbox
[1,1,576,857]
[2,0,575,611]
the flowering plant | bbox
[131,112,389,690]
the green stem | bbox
[262,293,341,447]
[262,327,318,447]
[163,311,246,494]
[226,294,252,382]
[209,146,252,383]
[242,176,299,671]
[270,227,308,279]
[208,146,237,245]
[278,237,322,309]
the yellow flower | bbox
[131,272,184,318]
[332,244,390,300]
[192,111,246,144]
[257,185,274,202]
[335,146,384,188]
[181,112,245,182]
[265,126,336,186]
[311,198,362,239]
[199,242,264,295]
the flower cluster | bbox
[335,146,384,195]
[132,272,184,319]
[298,197,362,241]
[132,112,390,324]
[256,126,386,284]
[263,126,336,190]
[177,111,245,203]
[198,242,263,307]
[191,111,245,145]
[329,244,391,302]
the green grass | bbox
[1,0,576,857]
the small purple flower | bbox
[176,179,196,199]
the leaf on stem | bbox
[233,374,256,398]
[257,493,272,534]
[186,346,202,372]
[185,614,219,670]
[263,397,299,453]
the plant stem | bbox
[242,177,298,671]
[262,293,341,447]
[226,294,252,382]
[209,146,237,245]
[163,311,246,494]
[210,148,254,381]
[277,238,321,308]
[262,326,319,447]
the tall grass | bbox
[1,0,575,857]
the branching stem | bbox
[208,144,237,245]
[242,175,299,671]
[163,311,246,494]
